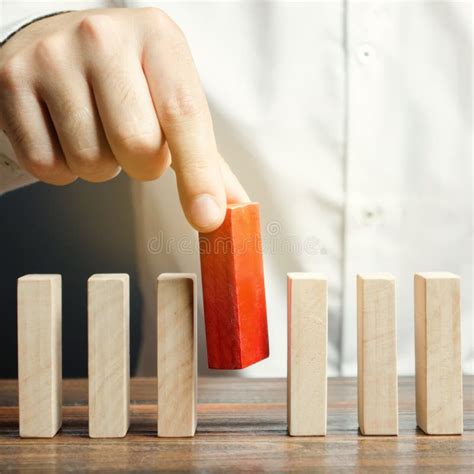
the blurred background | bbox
[0,175,142,377]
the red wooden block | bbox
[199,202,269,369]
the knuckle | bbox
[0,57,26,92]
[178,157,212,177]
[67,148,119,182]
[77,14,116,49]
[127,144,170,181]
[34,36,65,68]
[142,7,173,30]
[22,152,74,185]
[68,146,103,168]
[160,87,205,125]
[114,129,161,157]
[142,7,185,43]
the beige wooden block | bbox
[357,274,398,435]
[287,273,327,436]
[17,274,62,438]
[415,272,463,435]
[157,273,197,437]
[88,274,130,438]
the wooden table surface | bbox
[0,376,472,472]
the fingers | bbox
[0,61,76,185]
[0,7,249,220]
[142,10,226,231]
[171,154,251,204]
[35,34,120,183]
[79,15,169,182]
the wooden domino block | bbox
[287,273,327,436]
[17,274,62,438]
[88,274,130,438]
[357,274,398,435]
[414,272,463,434]
[199,203,269,369]
[157,274,197,437]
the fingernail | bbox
[190,194,222,229]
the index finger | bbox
[142,10,226,232]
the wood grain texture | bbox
[415,272,463,435]
[287,273,327,436]
[0,377,472,472]
[199,203,269,369]
[17,274,62,438]
[88,274,130,438]
[157,274,197,437]
[357,274,398,435]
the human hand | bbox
[0,8,249,231]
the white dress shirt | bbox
[1,1,472,377]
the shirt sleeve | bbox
[0,133,38,196]
[0,1,114,196]
[1,1,114,43]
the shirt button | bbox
[357,44,376,65]
[360,206,382,226]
